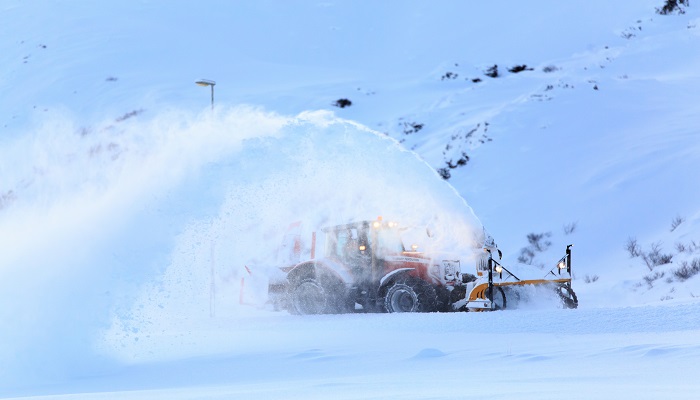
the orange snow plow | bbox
[455,245,577,311]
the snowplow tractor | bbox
[242,219,578,314]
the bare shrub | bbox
[517,232,552,265]
[673,258,700,281]
[670,215,685,232]
[542,65,559,73]
[678,240,700,253]
[0,190,16,210]
[625,237,641,258]
[115,109,144,122]
[676,242,687,253]
[583,274,599,284]
[641,242,673,271]
[527,232,552,252]
[518,248,536,264]
[563,222,577,235]
[643,271,665,288]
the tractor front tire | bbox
[383,277,438,313]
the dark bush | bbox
[437,167,451,180]
[115,109,144,122]
[333,98,352,108]
[402,122,424,135]
[657,0,689,14]
[484,65,499,78]
[674,258,700,281]
[509,65,533,73]
[446,152,469,169]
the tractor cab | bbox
[321,219,416,283]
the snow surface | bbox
[1,0,700,398]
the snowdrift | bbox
[0,107,482,386]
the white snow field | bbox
[1,0,700,399]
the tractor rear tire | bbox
[383,277,438,313]
[289,277,352,315]
[290,278,328,315]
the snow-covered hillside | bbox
[1,1,699,398]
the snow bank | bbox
[0,106,482,385]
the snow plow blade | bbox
[454,245,578,311]
[492,244,577,309]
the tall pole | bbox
[195,79,216,111]
[210,84,214,111]
[210,241,216,318]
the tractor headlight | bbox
[558,260,567,269]
[495,265,503,274]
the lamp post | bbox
[195,79,216,110]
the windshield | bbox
[374,228,405,258]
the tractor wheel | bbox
[383,277,438,313]
[490,286,507,310]
[290,278,328,315]
[289,277,351,315]
[556,285,578,309]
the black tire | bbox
[289,278,327,315]
[289,276,351,315]
[490,286,507,310]
[383,277,438,313]
[557,285,578,309]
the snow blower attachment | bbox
[242,219,578,314]
[452,244,578,311]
